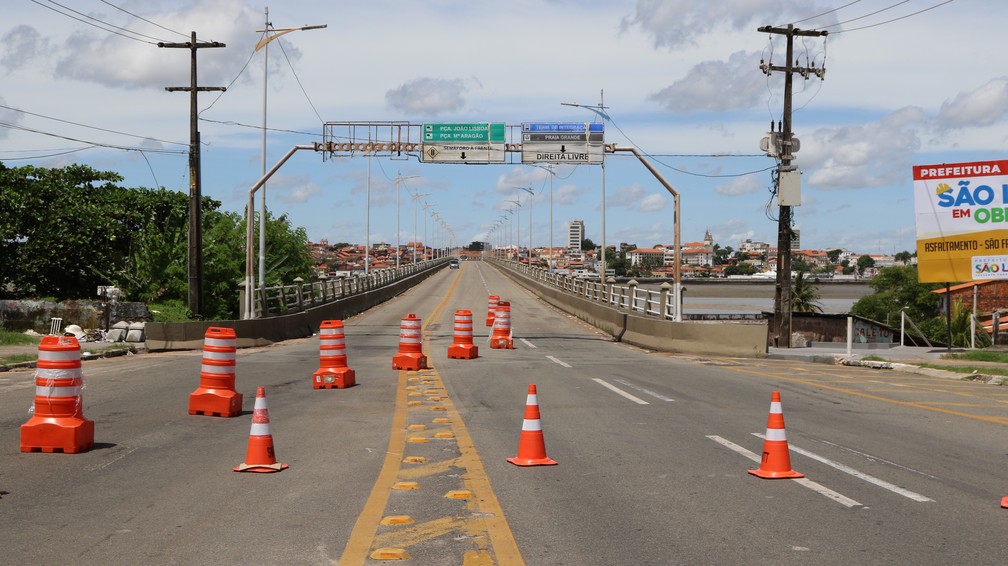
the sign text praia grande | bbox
[913,159,1008,282]
[520,122,604,165]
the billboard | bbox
[913,159,1008,282]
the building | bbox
[567,220,585,250]
[628,247,665,266]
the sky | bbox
[2,0,1004,258]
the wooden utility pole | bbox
[758,24,826,348]
[159,32,226,317]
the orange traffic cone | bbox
[507,384,557,467]
[189,327,243,417]
[486,295,499,327]
[447,309,478,359]
[20,335,94,453]
[313,320,356,389]
[748,391,803,479]
[489,301,514,349]
[392,314,428,371]
[234,386,288,473]
[1001,497,1008,509]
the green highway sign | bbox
[423,122,506,143]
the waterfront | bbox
[642,280,873,315]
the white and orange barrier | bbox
[234,386,288,473]
[20,335,94,453]
[486,295,499,327]
[447,309,478,360]
[313,320,356,389]
[489,301,513,349]
[748,391,804,479]
[507,384,557,466]
[392,313,428,371]
[189,327,243,418]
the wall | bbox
[0,300,150,332]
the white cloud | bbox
[650,51,770,113]
[1,25,49,73]
[937,77,1008,129]
[554,183,583,205]
[714,174,763,196]
[638,193,667,212]
[385,77,480,116]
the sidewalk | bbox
[0,340,145,372]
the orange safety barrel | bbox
[489,301,514,349]
[486,295,499,327]
[188,327,243,417]
[447,309,478,360]
[20,334,94,453]
[392,313,428,371]
[313,320,356,389]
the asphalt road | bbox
[2,261,1008,565]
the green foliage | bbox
[0,329,41,346]
[147,300,194,322]
[581,238,596,251]
[791,271,824,313]
[0,163,314,322]
[944,350,1008,363]
[856,254,875,275]
[724,263,758,276]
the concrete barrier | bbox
[495,263,768,357]
[145,263,445,351]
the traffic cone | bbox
[748,391,804,479]
[234,386,288,473]
[489,301,514,349]
[507,384,557,466]
[447,309,478,359]
[312,320,356,389]
[1001,496,1008,509]
[392,314,428,371]
[486,295,499,327]
[189,327,243,417]
[20,335,94,453]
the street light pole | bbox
[412,192,429,264]
[562,90,609,278]
[255,12,326,289]
[394,171,419,269]
[507,199,522,260]
[514,187,534,263]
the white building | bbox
[567,220,585,250]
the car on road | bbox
[448,259,460,269]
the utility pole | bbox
[758,24,826,348]
[160,32,226,317]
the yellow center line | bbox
[726,366,1008,426]
[339,265,523,565]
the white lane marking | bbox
[754,434,933,502]
[614,378,674,402]
[520,338,537,349]
[546,355,571,368]
[706,435,862,508]
[814,438,940,480]
[592,378,649,405]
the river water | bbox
[639,281,873,315]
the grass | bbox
[0,330,42,347]
[917,363,1008,378]
[941,350,1008,363]
[0,353,37,365]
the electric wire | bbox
[0,103,186,147]
[30,0,167,44]
[98,0,189,39]
[791,0,863,25]
[828,0,955,33]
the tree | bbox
[850,265,941,325]
[856,254,875,275]
[791,271,824,313]
[827,248,843,264]
[894,250,913,265]
[581,238,596,251]
[713,245,733,266]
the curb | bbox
[0,346,140,373]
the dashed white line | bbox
[754,433,933,502]
[592,378,649,405]
[546,355,571,368]
[520,338,537,349]
[614,378,674,402]
[706,435,862,508]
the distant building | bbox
[567,220,585,250]
[628,247,665,266]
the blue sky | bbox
[2,0,1003,256]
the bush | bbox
[148,300,194,323]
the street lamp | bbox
[423,202,433,261]
[514,186,534,262]
[412,192,429,264]
[562,91,609,278]
[507,200,522,260]
[255,10,326,289]
[394,171,419,269]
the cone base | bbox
[747,468,804,479]
[20,417,95,454]
[233,462,289,473]
[188,390,243,418]
[392,353,428,371]
[312,368,356,389]
[448,344,479,359]
[489,338,513,349]
[1001,496,1008,509]
[507,456,557,467]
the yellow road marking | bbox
[338,265,523,565]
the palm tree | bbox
[791,271,824,313]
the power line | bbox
[0,120,186,154]
[0,103,187,146]
[30,0,166,44]
[829,0,955,33]
[791,0,863,25]
[98,0,189,40]
[275,36,324,124]
[822,0,912,28]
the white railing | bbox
[496,259,679,321]
[247,258,447,319]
